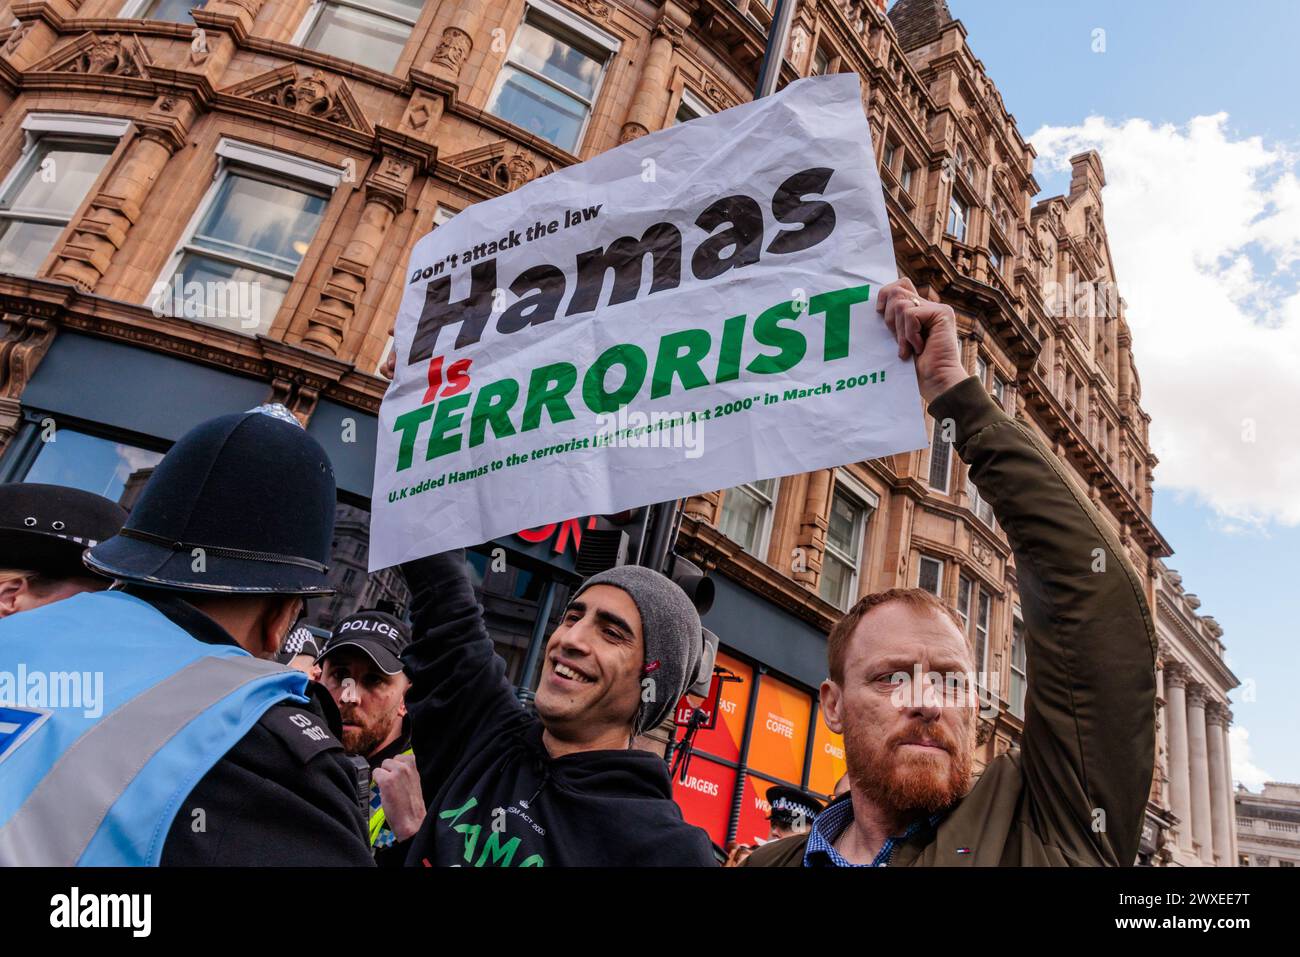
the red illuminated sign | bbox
[514,516,598,556]
[675,674,723,729]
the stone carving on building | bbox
[577,0,611,19]
[224,67,370,133]
[700,75,736,112]
[430,27,472,76]
[45,32,151,78]
[446,142,554,193]
[618,122,648,144]
[2,21,33,57]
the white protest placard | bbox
[369,74,926,571]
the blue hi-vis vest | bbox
[0,590,307,866]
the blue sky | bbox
[937,0,1300,787]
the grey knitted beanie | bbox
[572,565,703,736]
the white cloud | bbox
[1228,725,1272,791]
[1029,114,1300,527]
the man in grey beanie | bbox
[396,550,715,867]
[553,564,703,742]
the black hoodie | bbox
[400,551,715,867]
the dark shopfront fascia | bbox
[3,331,846,846]
[0,330,586,686]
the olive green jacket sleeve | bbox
[929,376,1157,865]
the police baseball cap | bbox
[318,610,411,675]
[276,624,325,665]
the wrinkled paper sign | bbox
[370,74,926,570]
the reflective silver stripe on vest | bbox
[0,655,289,866]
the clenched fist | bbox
[372,751,426,842]
[875,277,969,404]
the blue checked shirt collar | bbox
[803,796,945,867]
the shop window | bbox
[0,115,128,278]
[673,89,712,125]
[154,140,339,335]
[670,651,752,846]
[486,1,618,153]
[1009,610,1027,717]
[917,555,943,596]
[20,428,163,510]
[671,652,835,847]
[927,416,952,492]
[119,0,201,20]
[670,756,736,849]
[749,673,811,784]
[295,0,424,72]
[819,476,875,611]
[808,706,846,796]
[717,477,776,560]
[676,650,751,763]
[461,546,574,688]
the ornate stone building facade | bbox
[1236,782,1300,867]
[0,0,1231,858]
[1152,560,1239,866]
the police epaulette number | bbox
[262,704,345,764]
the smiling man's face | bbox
[533,584,644,745]
[822,601,977,816]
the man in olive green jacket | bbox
[746,277,1156,867]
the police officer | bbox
[316,609,421,866]
[766,785,824,841]
[278,623,326,680]
[0,483,126,618]
[0,404,372,866]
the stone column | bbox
[1222,707,1239,864]
[1163,661,1193,853]
[50,96,191,292]
[301,154,415,355]
[619,2,690,143]
[1206,702,1233,866]
[1186,682,1214,864]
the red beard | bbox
[844,718,973,815]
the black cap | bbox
[85,404,336,595]
[276,624,325,664]
[318,610,412,675]
[766,785,825,826]
[0,483,126,578]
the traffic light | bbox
[574,508,648,577]
[667,554,714,616]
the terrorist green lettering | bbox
[391,282,871,471]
